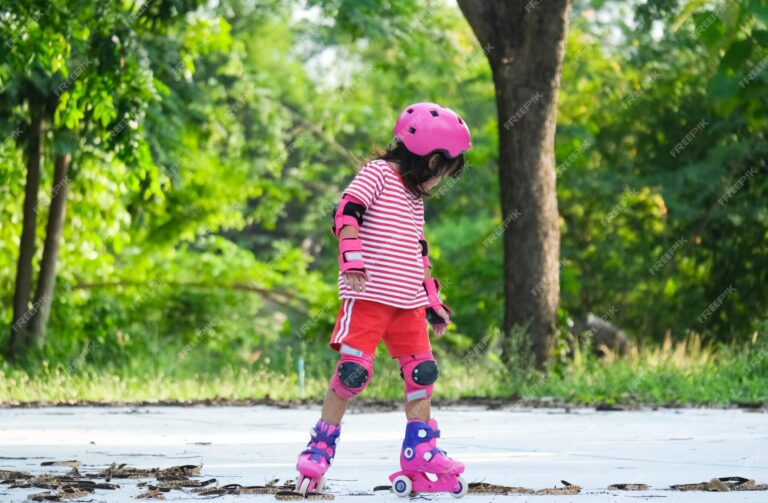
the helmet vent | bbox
[430,110,439,117]
[408,127,416,134]
[407,108,414,114]
[458,117,463,124]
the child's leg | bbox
[295,300,390,494]
[320,299,388,426]
[405,397,430,421]
[321,387,349,425]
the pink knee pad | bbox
[398,351,439,402]
[329,344,374,399]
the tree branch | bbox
[71,280,313,317]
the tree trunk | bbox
[30,153,72,349]
[8,100,46,359]
[457,0,570,367]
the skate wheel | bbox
[317,476,325,492]
[450,476,468,498]
[297,475,312,495]
[392,475,412,497]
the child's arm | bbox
[331,163,386,293]
[419,231,451,337]
[338,224,366,293]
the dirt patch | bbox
[3,461,768,500]
[607,483,649,490]
[468,481,535,494]
[670,476,768,492]
[535,480,582,495]
[0,462,318,500]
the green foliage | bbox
[1,0,766,402]
[555,0,768,340]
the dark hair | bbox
[377,141,465,198]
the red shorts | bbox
[329,299,431,358]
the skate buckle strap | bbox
[302,445,334,463]
[311,428,339,447]
[428,447,448,459]
[411,426,440,445]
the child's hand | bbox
[342,272,366,292]
[339,236,367,286]
[429,306,451,337]
[423,278,451,336]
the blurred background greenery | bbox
[1,0,766,404]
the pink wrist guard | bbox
[339,238,367,278]
[423,278,451,325]
[423,278,442,308]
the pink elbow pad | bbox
[332,194,366,237]
[419,238,431,268]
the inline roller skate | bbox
[295,418,340,495]
[389,418,467,498]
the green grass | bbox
[1,335,766,405]
[533,334,768,405]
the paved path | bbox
[1,405,767,501]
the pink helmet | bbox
[393,102,471,159]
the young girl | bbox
[295,102,471,497]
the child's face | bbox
[418,154,460,192]
[419,174,445,192]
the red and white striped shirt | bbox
[338,159,428,309]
